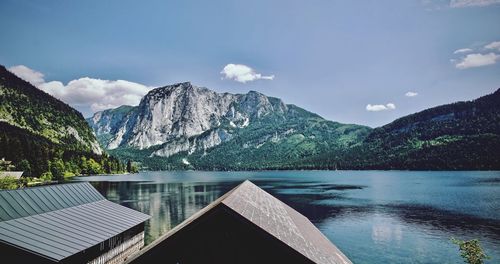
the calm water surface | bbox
[74,171,500,264]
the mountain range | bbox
[87,82,500,170]
[0,62,497,173]
[87,82,370,170]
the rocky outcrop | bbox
[88,82,290,157]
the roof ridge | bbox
[222,180,352,264]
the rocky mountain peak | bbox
[88,83,302,155]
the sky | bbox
[0,0,499,127]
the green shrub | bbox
[0,176,19,189]
[50,159,65,181]
[40,171,53,181]
[451,238,490,264]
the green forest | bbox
[0,65,130,185]
[0,121,125,180]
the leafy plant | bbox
[451,238,490,264]
[0,158,15,171]
[40,171,53,181]
[126,160,139,173]
[0,176,19,189]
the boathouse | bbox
[0,182,150,264]
[126,180,352,264]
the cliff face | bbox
[88,82,294,156]
[88,82,371,169]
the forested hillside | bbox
[0,65,125,178]
[342,88,500,170]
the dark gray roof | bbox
[0,182,104,221]
[0,182,150,262]
[222,181,352,264]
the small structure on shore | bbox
[126,180,352,264]
[0,182,150,264]
[0,171,23,179]
[0,158,23,179]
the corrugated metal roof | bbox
[0,182,104,221]
[0,183,150,262]
[222,180,352,264]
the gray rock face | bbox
[88,82,289,157]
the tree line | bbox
[0,122,130,181]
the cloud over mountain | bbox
[366,103,396,112]
[8,65,151,114]
[455,53,499,69]
[7,65,45,86]
[450,0,500,7]
[453,48,473,54]
[485,41,500,51]
[221,64,274,83]
[405,91,418,97]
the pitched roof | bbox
[0,182,104,221]
[0,182,150,262]
[222,181,351,264]
[131,180,351,264]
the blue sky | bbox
[1,0,499,127]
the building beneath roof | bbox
[0,182,150,264]
[126,180,352,264]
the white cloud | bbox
[450,0,500,7]
[423,0,500,9]
[8,65,45,86]
[221,64,274,83]
[386,103,396,109]
[8,65,151,113]
[40,78,150,113]
[366,103,396,112]
[485,41,500,51]
[453,48,473,54]
[405,91,418,97]
[455,53,499,69]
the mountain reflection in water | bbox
[76,170,500,264]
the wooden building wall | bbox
[0,223,145,264]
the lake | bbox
[73,170,500,264]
